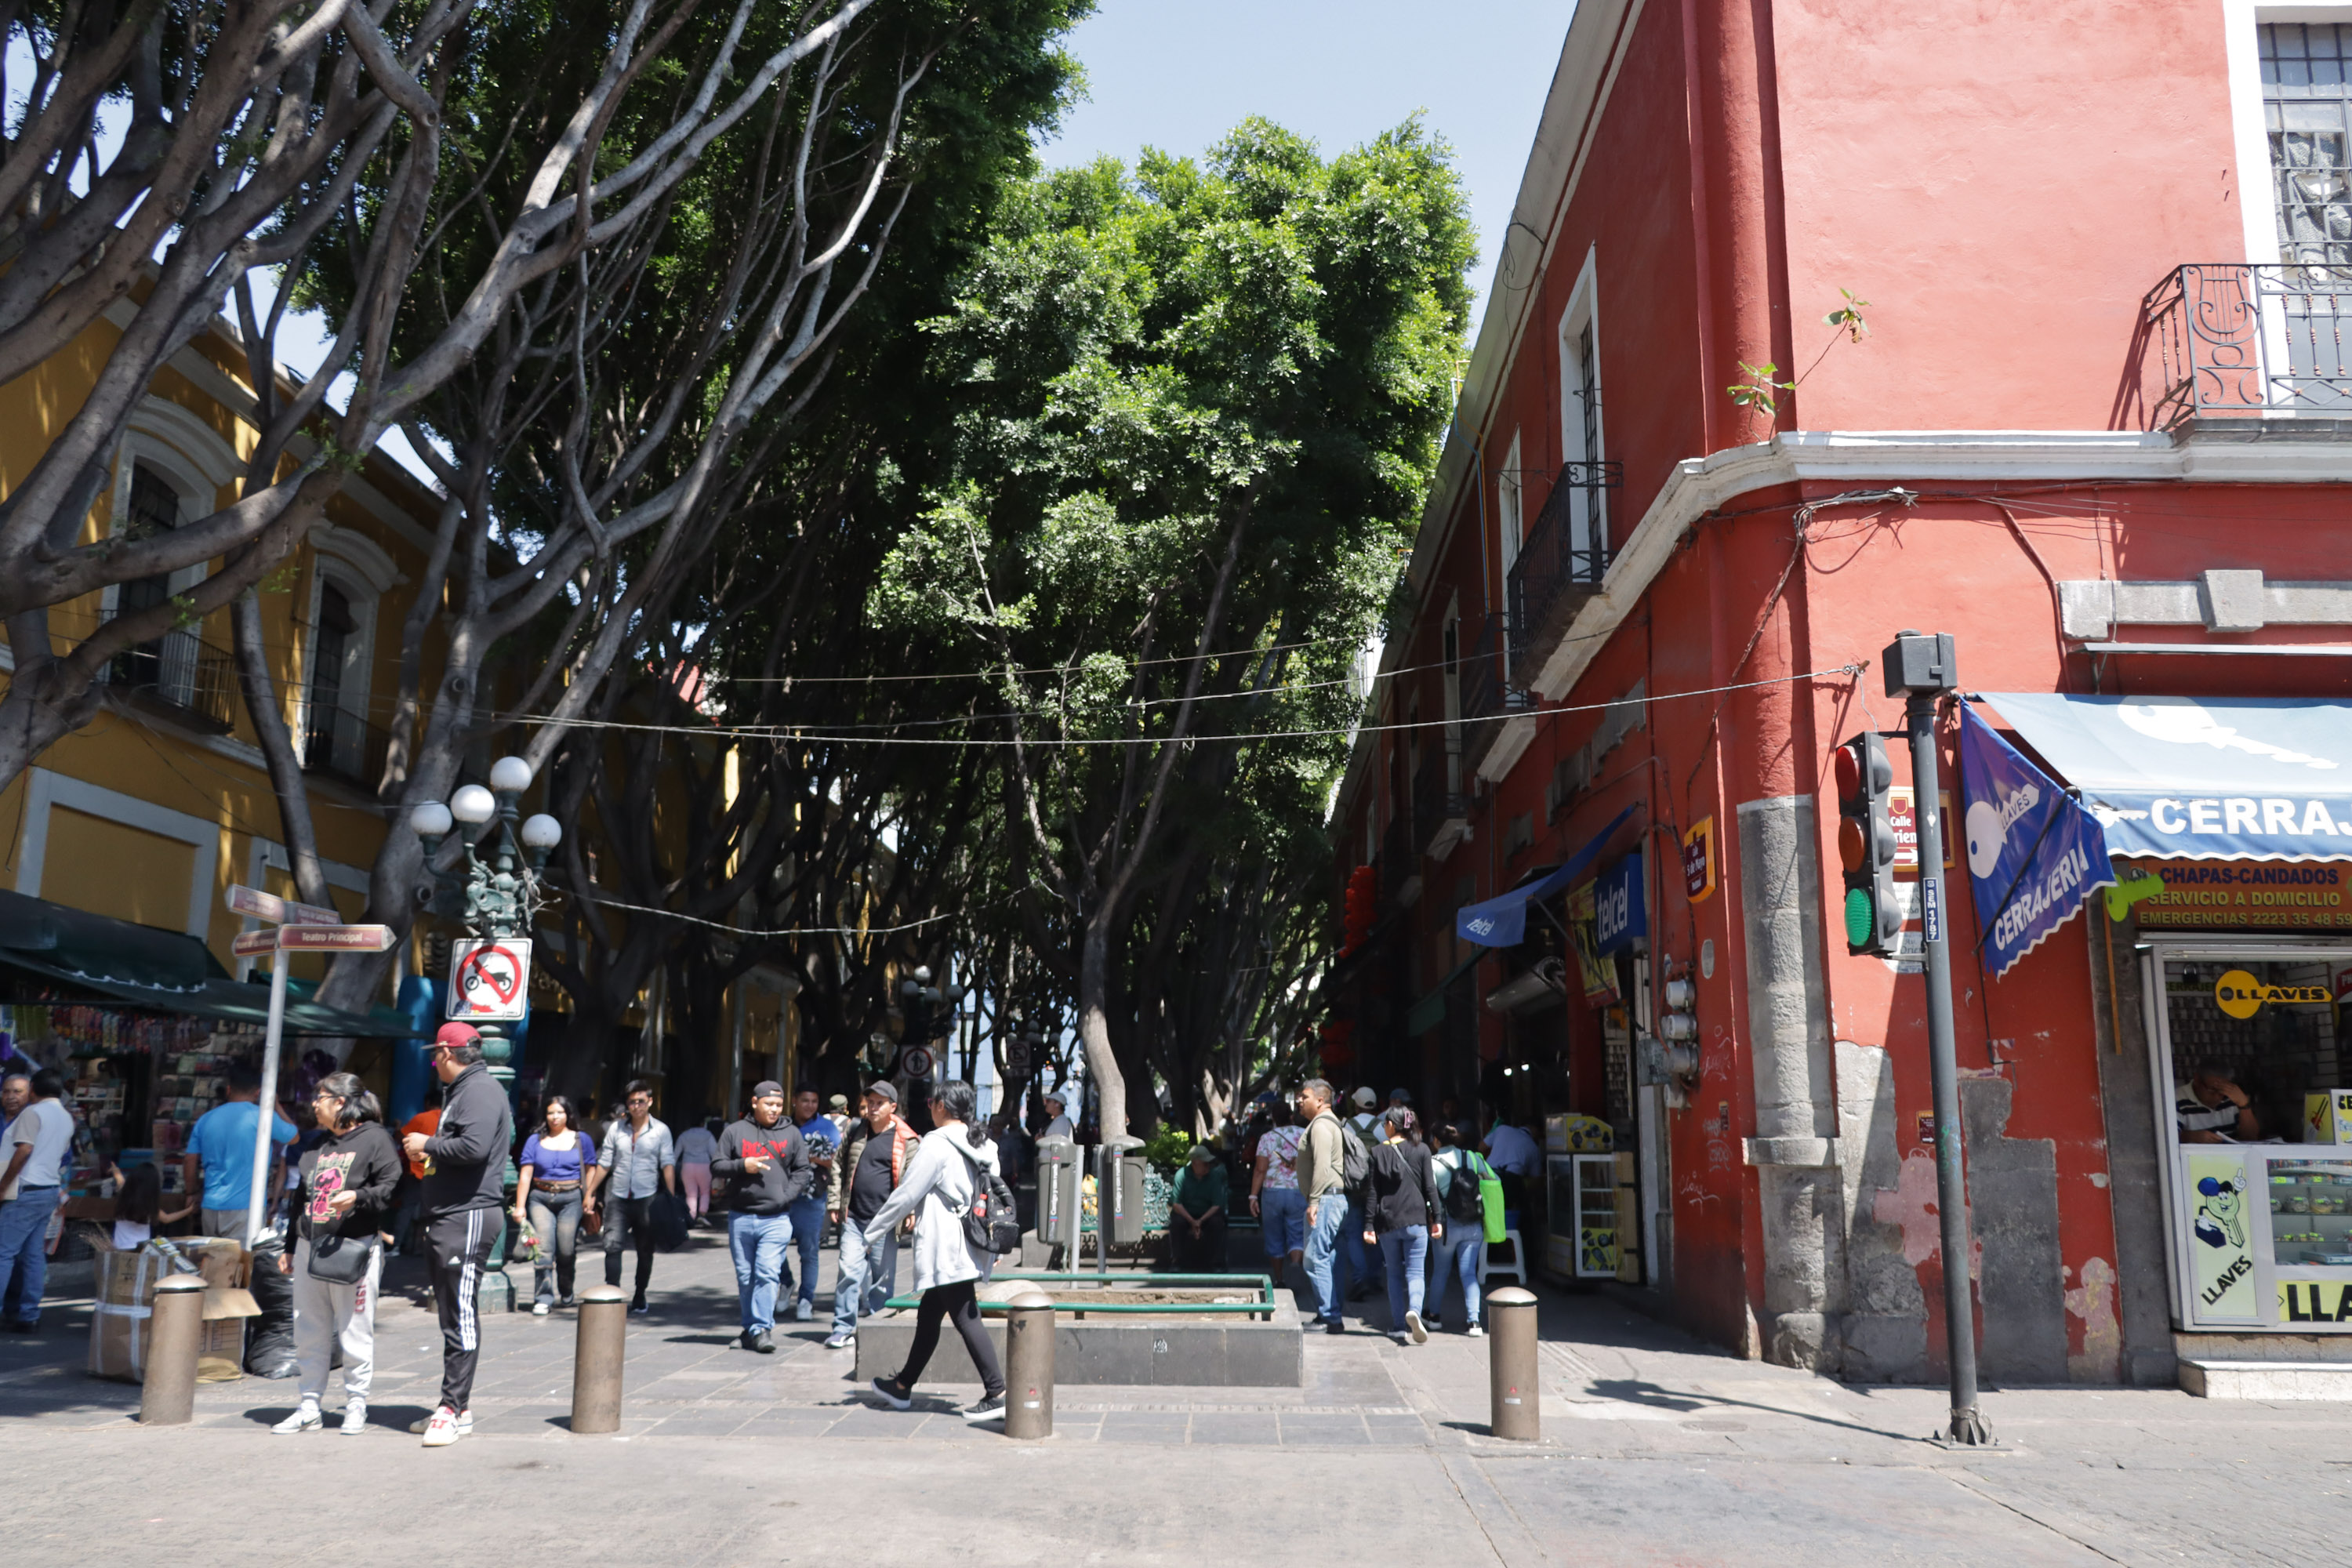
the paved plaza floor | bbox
[2,1227,2347,1565]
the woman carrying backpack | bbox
[1428,1123,1494,1336]
[863,1080,1009,1424]
[1356,1106,1443,1345]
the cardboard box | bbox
[2304,1091,2352,1145]
[86,1235,254,1383]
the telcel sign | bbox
[2214,967,2330,1020]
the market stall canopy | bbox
[1983,694,2352,862]
[1457,805,1636,948]
[0,888,417,1037]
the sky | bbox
[1036,0,1573,336]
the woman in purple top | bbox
[514,1095,593,1314]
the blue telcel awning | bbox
[1984,693,2352,862]
[1457,805,1635,948]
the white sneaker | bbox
[824,1330,854,1349]
[793,1298,813,1322]
[532,1301,551,1316]
[420,1406,465,1446]
[1406,1310,1428,1344]
[408,1408,473,1436]
[1467,1323,1485,1338]
[340,1399,368,1436]
[271,1403,322,1434]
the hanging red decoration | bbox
[1341,863,1377,953]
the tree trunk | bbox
[229,590,334,909]
[1077,911,1127,1143]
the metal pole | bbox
[571,1283,629,1433]
[1096,1143,1111,1277]
[1907,687,1991,1446]
[1486,1284,1540,1440]
[1003,1289,1055,1439]
[140,1275,208,1425]
[243,950,290,1247]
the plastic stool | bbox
[1480,1228,1528,1287]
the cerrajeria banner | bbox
[1958,701,2114,980]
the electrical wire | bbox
[573,881,1044,936]
[500,662,1870,748]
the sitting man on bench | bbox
[1167,1144,1229,1273]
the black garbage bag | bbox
[648,1189,691,1253]
[244,1232,299,1378]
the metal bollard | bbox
[1486,1285,1540,1441]
[571,1284,629,1434]
[1002,1289,1056,1440]
[141,1275,209,1426]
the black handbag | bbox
[307,1230,377,1284]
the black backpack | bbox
[1442,1149,1490,1225]
[1339,1116,1374,1189]
[954,1140,1022,1256]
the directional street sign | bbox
[226,884,286,923]
[447,938,532,1022]
[230,928,280,958]
[278,924,397,953]
[287,901,343,927]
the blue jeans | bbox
[1302,1192,1350,1327]
[831,1214,900,1335]
[1259,1186,1305,1259]
[781,1195,825,1308]
[1379,1225,1429,1334]
[1427,1232,1483,1328]
[727,1210,794,1335]
[0,1185,61,1327]
[1342,1198,1383,1294]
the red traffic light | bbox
[1835,743,1862,801]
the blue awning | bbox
[1983,693,2352,862]
[1457,805,1635,948]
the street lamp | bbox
[407,755,563,1304]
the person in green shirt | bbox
[1168,1145,1230,1272]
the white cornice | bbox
[1342,426,2352,814]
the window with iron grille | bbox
[2263,23,2352,272]
[1561,316,1606,577]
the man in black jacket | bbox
[401,1022,514,1446]
[711,1081,811,1354]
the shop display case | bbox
[1543,1152,1618,1280]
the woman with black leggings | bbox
[863,1080,1007,1424]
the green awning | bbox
[0,888,416,1038]
[1403,951,1483,1037]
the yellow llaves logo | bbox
[2213,968,2330,1019]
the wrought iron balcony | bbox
[104,623,236,732]
[303,705,393,793]
[2140,263,2352,426]
[1507,459,1621,673]
[1413,740,1470,862]
[1460,619,1533,775]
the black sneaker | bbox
[751,1330,775,1355]
[630,1297,649,1316]
[1323,1320,1347,1336]
[739,1330,760,1352]
[961,1392,1007,1424]
[869,1375,913,1410]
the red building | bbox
[1331,2,2352,1391]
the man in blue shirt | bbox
[183,1065,298,1239]
[782,1087,838,1323]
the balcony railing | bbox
[1460,619,1532,773]
[1413,740,1468,860]
[1506,459,1621,673]
[104,624,236,731]
[2141,263,2352,426]
[304,705,394,793]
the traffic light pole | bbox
[1902,680,1992,1447]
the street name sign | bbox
[230,928,280,958]
[278,924,397,953]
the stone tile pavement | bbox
[4,1223,2350,1565]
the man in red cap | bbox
[400,1022,514,1447]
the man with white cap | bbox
[1342,1087,1386,1301]
[1041,1088,1076,1142]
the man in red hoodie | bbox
[823,1081,918,1350]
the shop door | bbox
[2150,946,2352,1331]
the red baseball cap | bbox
[434,1022,481,1051]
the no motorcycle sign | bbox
[447,938,532,1022]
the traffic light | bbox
[1835,733,1902,956]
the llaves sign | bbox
[2278,1281,2352,1323]
[2186,1150,2259,1323]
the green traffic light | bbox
[1845,887,1875,949]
